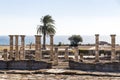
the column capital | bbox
[14,35,19,37]
[110,34,116,37]
[35,35,42,37]
[9,35,14,37]
[50,34,54,37]
[95,34,99,36]
[20,35,25,37]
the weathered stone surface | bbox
[111,34,116,62]
[35,35,42,61]
[50,34,54,61]
[95,34,99,62]
[20,35,25,60]
[9,35,14,60]
[15,35,19,60]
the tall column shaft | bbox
[20,35,25,60]
[9,35,14,60]
[50,35,54,61]
[15,35,19,60]
[35,35,42,61]
[95,34,99,62]
[111,34,116,62]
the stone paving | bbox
[0,74,119,80]
[0,69,119,80]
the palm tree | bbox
[37,15,56,49]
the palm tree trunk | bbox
[43,33,46,49]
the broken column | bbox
[50,34,54,61]
[95,34,99,62]
[65,47,69,61]
[15,35,19,60]
[111,34,116,62]
[80,53,83,62]
[9,35,14,60]
[35,35,42,61]
[53,47,58,65]
[3,49,8,61]
[20,35,25,60]
[74,47,79,62]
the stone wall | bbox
[69,60,120,72]
[0,60,52,70]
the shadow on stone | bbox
[0,60,52,70]
[69,60,120,72]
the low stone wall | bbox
[0,60,52,70]
[69,60,120,72]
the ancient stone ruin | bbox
[0,34,119,71]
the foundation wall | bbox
[69,60,120,72]
[0,60,52,70]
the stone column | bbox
[9,35,14,60]
[53,47,58,65]
[3,49,8,61]
[65,47,69,61]
[74,47,79,62]
[111,34,116,62]
[20,35,25,60]
[35,35,42,61]
[50,34,54,61]
[80,53,83,62]
[95,34,99,62]
[15,35,19,60]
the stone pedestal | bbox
[20,35,25,60]
[65,47,69,61]
[15,35,19,60]
[74,47,79,62]
[50,35,54,61]
[95,34,99,62]
[9,35,13,60]
[35,35,42,61]
[111,34,116,62]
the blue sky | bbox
[0,0,120,35]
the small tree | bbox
[68,35,83,47]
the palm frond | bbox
[41,15,55,25]
[37,25,43,35]
[46,27,56,35]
